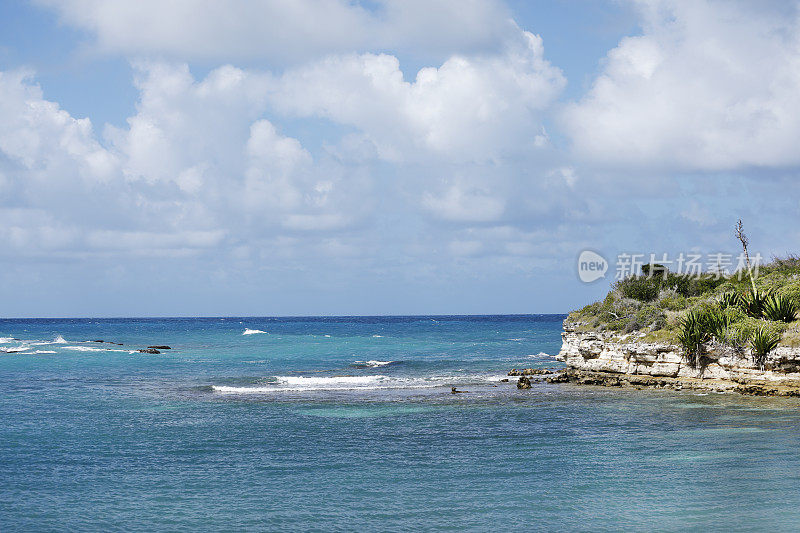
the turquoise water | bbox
[2,315,800,531]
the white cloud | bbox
[0,18,624,284]
[269,30,565,162]
[0,69,118,184]
[0,63,373,258]
[422,181,506,222]
[36,0,514,65]
[562,0,800,170]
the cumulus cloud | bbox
[0,6,672,291]
[36,0,514,65]
[269,30,565,162]
[562,0,800,170]
[0,70,118,185]
[0,63,373,258]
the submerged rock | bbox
[138,348,161,354]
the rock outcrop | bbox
[555,321,800,396]
[508,368,554,376]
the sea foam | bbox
[61,346,127,352]
[242,328,267,335]
[351,360,396,368]
[212,373,502,394]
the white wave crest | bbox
[212,373,506,394]
[53,335,67,344]
[61,345,127,352]
[371,335,384,338]
[352,360,395,368]
[34,350,57,354]
[280,375,386,386]
[4,346,30,353]
[0,337,14,344]
[242,328,266,335]
[527,352,551,357]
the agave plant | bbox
[698,308,731,341]
[677,311,710,368]
[741,288,773,319]
[750,327,781,370]
[763,293,799,323]
[718,292,743,310]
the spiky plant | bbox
[763,293,799,323]
[718,292,743,310]
[750,327,781,370]
[741,288,773,319]
[698,308,731,341]
[677,311,710,368]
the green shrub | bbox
[660,273,725,298]
[693,275,727,295]
[616,276,660,302]
[751,327,781,370]
[656,289,689,311]
[763,293,799,323]
[723,326,751,351]
[641,263,668,278]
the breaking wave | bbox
[243,328,267,335]
[61,346,128,352]
[212,373,508,394]
[350,360,397,368]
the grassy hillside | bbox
[569,256,800,349]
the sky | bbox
[1,0,799,318]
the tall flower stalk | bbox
[735,219,757,293]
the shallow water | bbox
[2,315,800,531]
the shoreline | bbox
[550,322,800,397]
[544,368,800,397]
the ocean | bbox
[2,315,800,531]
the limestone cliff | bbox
[556,321,800,395]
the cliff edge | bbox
[555,320,800,395]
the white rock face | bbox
[558,323,800,387]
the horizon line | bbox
[0,312,569,320]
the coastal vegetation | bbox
[569,224,800,369]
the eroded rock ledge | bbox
[554,321,800,396]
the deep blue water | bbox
[2,315,800,531]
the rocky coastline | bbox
[548,321,800,397]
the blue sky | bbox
[1,0,799,317]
